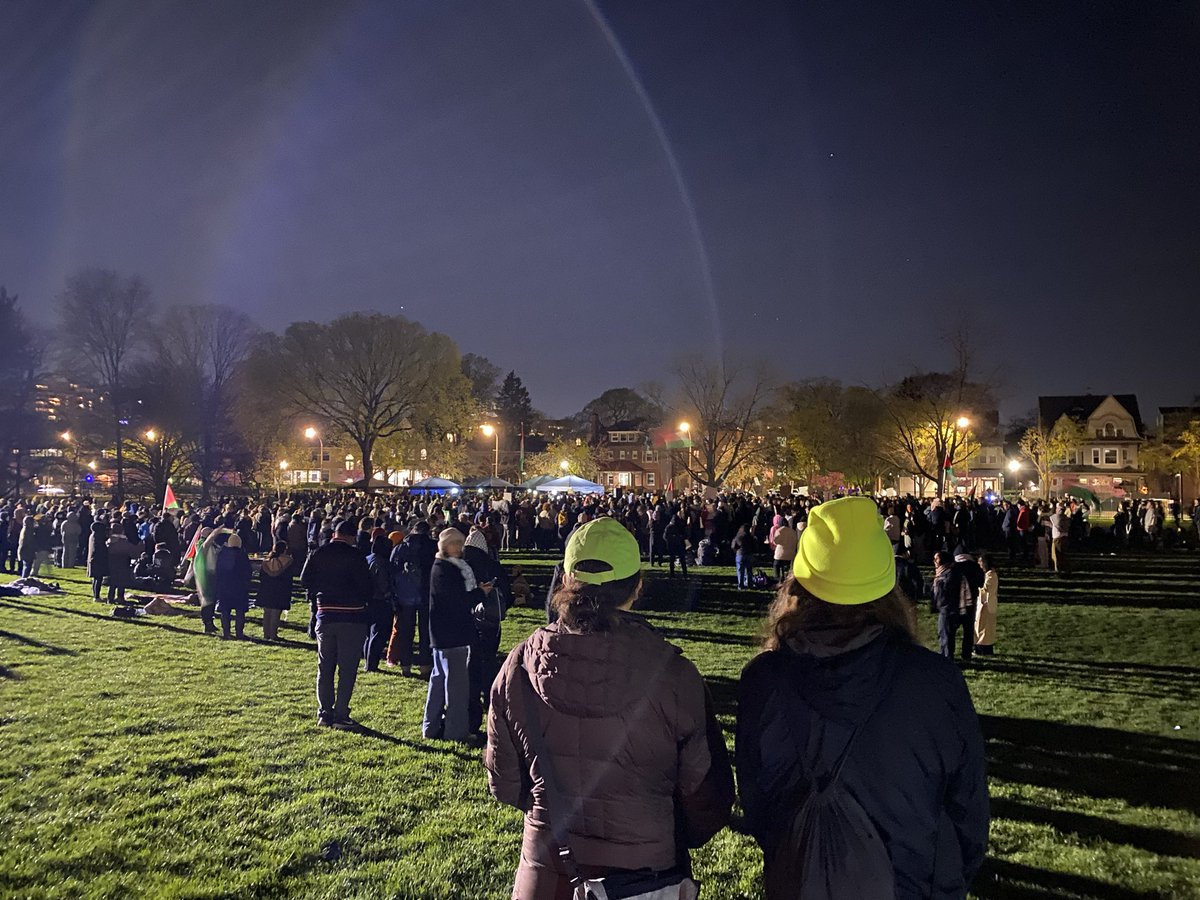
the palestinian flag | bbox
[183,527,202,562]
[163,482,180,510]
[650,426,693,450]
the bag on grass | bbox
[751,570,771,589]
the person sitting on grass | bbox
[736,496,989,899]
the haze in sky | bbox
[2,0,1198,418]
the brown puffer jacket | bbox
[486,613,733,895]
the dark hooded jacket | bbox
[736,629,988,900]
[486,613,734,896]
[87,522,111,579]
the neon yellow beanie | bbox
[792,496,896,605]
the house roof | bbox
[599,459,646,473]
[606,420,645,434]
[1038,394,1143,431]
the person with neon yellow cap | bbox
[485,516,733,899]
[736,496,989,899]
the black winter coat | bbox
[87,523,111,579]
[300,539,373,624]
[256,553,297,610]
[428,557,482,649]
[736,631,989,900]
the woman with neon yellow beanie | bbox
[736,496,989,899]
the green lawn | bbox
[1,550,1198,899]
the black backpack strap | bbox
[517,646,587,888]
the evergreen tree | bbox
[495,371,534,444]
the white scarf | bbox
[439,554,477,592]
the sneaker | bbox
[317,717,336,728]
[401,666,412,677]
[460,732,486,749]
[331,717,361,731]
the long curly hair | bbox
[762,575,917,651]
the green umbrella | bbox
[1065,485,1102,510]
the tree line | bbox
[5,268,1197,501]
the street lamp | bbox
[304,427,325,484]
[481,424,499,478]
[144,429,157,442]
[559,459,570,472]
[678,421,690,434]
[1008,459,1022,473]
[60,431,80,494]
[956,416,970,429]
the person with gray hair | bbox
[423,527,491,746]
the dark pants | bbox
[221,608,245,639]
[315,619,368,724]
[938,610,973,661]
[107,584,125,603]
[468,626,501,733]
[91,577,104,601]
[363,605,394,671]
[773,559,789,582]
[667,548,688,577]
[650,533,665,566]
[201,605,217,633]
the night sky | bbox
[2,0,1197,419]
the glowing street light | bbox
[279,460,289,470]
[60,431,72,442]
[87,460,97,471]
[678,421,690,433]
[955,416,970,429]
[304,427,317,440]
[559,459,570,472]
[145,429,157,441]
[1008,459,1022,473]
[481,424,499,477]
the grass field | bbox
[1,547,1198,899]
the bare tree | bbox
[670,356,773,488]
[246,313,470,483]
[156,304,260,499]
[1019,418,1087,499]
[879,341,993,497]
[56,269,153,502]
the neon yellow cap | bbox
[563,517,642,585]
[792,497,896,605]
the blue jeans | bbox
[736,554,752,588]
[938,610,973,661]
[423,646,471,741]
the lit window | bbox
[646,473,655,486]
[1103,449,1118,465]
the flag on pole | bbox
[184,527,202,561]
[163,482,180,510]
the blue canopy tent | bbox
[463,475,516,490]
[519,474,557,491]
[408,476,462,495]
[534,475,605,494]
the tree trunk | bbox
[358,437,373,487]
[114,418,125,504]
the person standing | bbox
[1049,504,1070,574]
[486,517,733,898]
[300,519,374,729]
[387,521,437,676]
[974,554,999,656]
[423,527,488,745]
[256,541,297,641]
[60,511,81,569]
[932,550,983,663]
[363,533,396,672]
[215,533,252,640]
[86,520,110,601]
[463,527,503,736]
[663,514,689,578]
[16,515,37,578]
[768,515,798,583]
[105,527,138,603]
[736,497,988,899]
[732,524,756,589]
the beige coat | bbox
[975,569,998,645]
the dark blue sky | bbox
[2,0,1197,418]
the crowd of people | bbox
[3,484,1194,898]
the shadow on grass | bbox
[990,798,1200,859]
[973,857,1166,899]
[982,715,1200,815]
[0,628,78,656]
